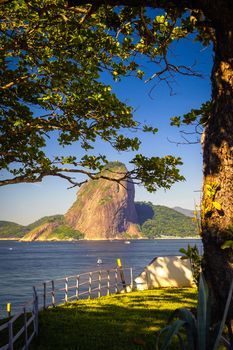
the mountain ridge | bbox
[0,204,198,240]
[0,163,198,241]
[172,206,194,217]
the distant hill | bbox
[26,215,64,231]
[0,221,25,238]
[172,206,194,217]
[0,204,198,240]
[21,215,83,242]
[0,215,80,240]
[135,202,198,238]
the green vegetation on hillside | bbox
[136,202,198,238]
[51,224,84,240]
[22,216,84,241]
[30,288,197,350]
[104,161,126,173]
[0,203,198,240]
[0,221,25,238]
[26,215,64,231]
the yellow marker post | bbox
[117,258,122,268]
[117,258,126,290]
[6,303,11,318]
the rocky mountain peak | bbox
[65,162,141,239]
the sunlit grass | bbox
[30,288,197,350]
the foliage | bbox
[156,273,232,350]
[135,202,198,238]
[0,221,25,238]
[0,0,189,190]
[30,288,197,350]
[192,202,201,236]
[179,244,202,285]
[201,182,223,219]
[221,240,233,250]
[102,161,126,173]
[24,215,84,240]
[26,215,64,231]
[98,195,113,206]
[0,215,64,239]
[170,101,212,140]
[51,224,84,240]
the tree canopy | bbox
[1,0,209,190]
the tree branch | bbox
[0,167,131,188]
[0,76,29,90]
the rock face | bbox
[65,162,141,240]
[20,222,60,241]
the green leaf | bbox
[136,69,144,79]
[156,320,187,350]
[212,201,222,210]
[212,279,233,350]
[179,247,187,255]
[170,116,181,127]
[221,240,233,250]
[197,273,209,350]
[170,308,197,350]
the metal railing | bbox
[35,267,133,309]
[0,266,132,349]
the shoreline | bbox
[0,237,21,240]
[0,236,200,242]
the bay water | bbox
[0,239,202,317]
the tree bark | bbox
[201,18,233,321]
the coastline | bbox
[0,236,200,241]
[0,237,21,241]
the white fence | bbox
[0,267,132,350]
[35,267,133,309]
[0,289,38,350]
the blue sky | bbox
[0,35,213,225]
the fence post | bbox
[8,320,13,350]
[24,307,28,350]
[33,286,39,336]
[107,270,110,296]
[130,268,133,290]
[7,303,11,319]
[88,272,92,299]
[65,278,68,303]
[51,280,55,307]
[117,259,126,291]
[115,268,118,293]
[98,271,101,298]
[76,275,79,300]
[43,282,46,309]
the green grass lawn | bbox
[30,288,197,350]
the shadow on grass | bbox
[30,288,197,350]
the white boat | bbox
[97,258,103,265]
[124,241,131,244]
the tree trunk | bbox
[201,21,233,322]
